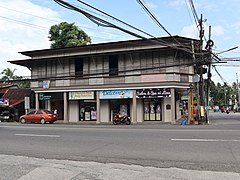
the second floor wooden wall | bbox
[30,48,194,89]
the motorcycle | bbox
[113,114,131,125]
[226,108,230,114]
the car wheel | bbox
[20,118,26,124]
[40,118,46,124]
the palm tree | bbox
[0,68,30,88]
[1,68,18,82]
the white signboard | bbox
[25,97,30,109]
[69,92,94,100]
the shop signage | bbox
[100,90,133,99]
[43,80,50,89]
[136,88,171,98]
[39,93,51,100]
[0,98,9,105]
[24,97,30,109]
[69,91,94,100]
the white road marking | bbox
[15,134,60,138]
[171,138,240,142]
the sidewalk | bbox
[1,154,239,180]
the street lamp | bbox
[225,89,227,105]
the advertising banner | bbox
[100,90,133,99]
[43,80,50,89]
[136,88,171,98]
[69,91,94,100]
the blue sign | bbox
[0,98,9,105]
[100,90,133,99]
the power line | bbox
[187,0,207,43]
[54,0,147,39]
[212,66,227,84]
[54,0,208,56]
[76,0,155,38]
[0,15,49,30]
[184,0,198,38]
[136,0,182,46]
[0,5,58,23]
[0,5,130,40]
[136,1,173,37]
[213,65,240,66]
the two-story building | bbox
[10,36,200,124]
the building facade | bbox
[10,36,199,124]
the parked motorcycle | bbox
[113,114,131,125]
[226,108,230,114]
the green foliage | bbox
[0,68,30,88]
[210,80,238,106]
[48,22,91,48]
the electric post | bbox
[237,73,240,110]
[205,25,213,124]
[198,14,205,124]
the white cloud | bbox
[145,1,158,9]
[0,0,61,77]
[212,25,225,36]
[167,0,185,8]
[180,24,198,39]
[230,21,240,34]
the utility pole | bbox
[205,25,213,124]
[237,73,240,110]
[198,14,205,124]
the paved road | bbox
[1,111,240,179]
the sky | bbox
[1,0,240,85]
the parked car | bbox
[0,106,17,122]
[19,109,57,124]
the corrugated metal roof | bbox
[2,89,32,100]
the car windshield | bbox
[44,110,52,114]
[27,111,36,115]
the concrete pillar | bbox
[132,90,137,124]
[63,92,69,123]
[171,88,176,124]
[162,98,165,122]
[45,100,51,111]
[35,93,39,110]
[96,91,100,124]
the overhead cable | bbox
[212,66,227,84]
[76,0,155,38]
[136,0,181,45]
[54,0,208,56]
[53,0,146,39]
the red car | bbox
[19,110,58,124]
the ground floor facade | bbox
[34,87,185,124]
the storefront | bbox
[38,92,64,119]
[99,90,133,121]
[136,88,171,121]
[69,91,96,121]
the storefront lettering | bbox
[100,90,133,99]
[69,91,94,100]
[136,88,171,98]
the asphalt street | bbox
[0,111,240,179]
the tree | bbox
[1,68,18,82]
[48,22,91,48]
[0,68,30,88]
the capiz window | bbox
[109,55,118,76]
